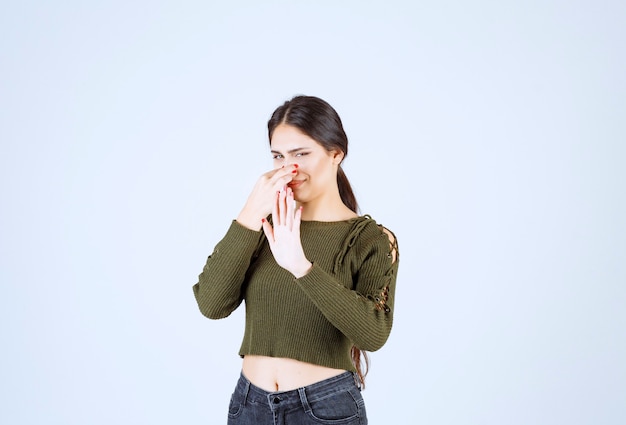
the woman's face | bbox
[270,124,342,204]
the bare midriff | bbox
[242,355,346,392]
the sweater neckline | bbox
[300,215,370,225]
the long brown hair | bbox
[267,95,369,386]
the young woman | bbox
[193,95,399,425]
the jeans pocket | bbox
[227,390,244,419]
[307,387,365,424]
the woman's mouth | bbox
[288,180,304,189]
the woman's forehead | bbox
[270,124,320,151]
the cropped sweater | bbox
[192,215,399,372]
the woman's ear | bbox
[331,149,345,165]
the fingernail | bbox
[294,164,299,168]
[292,169,297,173]
[261,218,266,223]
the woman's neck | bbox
[299,197,358,222]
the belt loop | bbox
[298,387,311,414]
[242,376,251,406]
[352,372,362,390]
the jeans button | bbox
[272,396,280,404]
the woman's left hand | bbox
[261,186,313,278]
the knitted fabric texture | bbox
[193,215,399,372]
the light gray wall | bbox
[1,1,624,424]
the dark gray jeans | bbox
[227,371,368,425]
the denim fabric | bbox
[227,371,368,425]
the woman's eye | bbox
[295,152,309,157]
[272,154,284,160]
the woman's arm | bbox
[295,226,399,351]
[194,165,298,319]
[192,221,264,319]
[260,187,400,350]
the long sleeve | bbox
[192,220,264,319]
[295,224,399,351]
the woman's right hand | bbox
[236,164,298,230]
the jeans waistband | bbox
[235,370,359,411]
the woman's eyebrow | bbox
[270,147,308,155]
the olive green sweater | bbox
[192,215,399,372]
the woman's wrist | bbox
[291,261,313,279]
[236,209,264,231]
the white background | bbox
[1,1,624,424]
